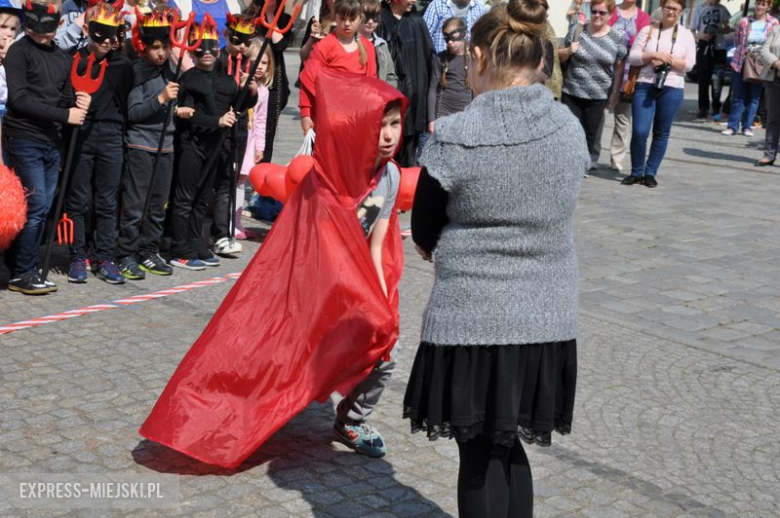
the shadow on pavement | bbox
[682,146,757,165]
[132,401,449,516]
[588,167,625,183]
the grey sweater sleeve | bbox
[127,80,164,124]
[55,21,84,52]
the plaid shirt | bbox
[423,0,488,53]
[731,15,779,73]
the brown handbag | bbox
[742,51,766,84]
[624,26,655,101]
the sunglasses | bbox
[362,14,379,23]
[591,9,610,16]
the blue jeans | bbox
[630,84,685,178]
[728,69,763,132]
[2,138,61,277]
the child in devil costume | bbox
[208,12,258,256]
[115,6,180,280]
[3,0,89,295]
[140,70,407,467]
[168,15,249,271]
[64,1,133,285]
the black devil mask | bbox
[23,1,61,35]
[443,28,467,43]
[194,39,219,57]
[88,21,119,42]
[227,28,252,46]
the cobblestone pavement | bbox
[1,53,779,516]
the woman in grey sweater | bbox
[404,0,589,515]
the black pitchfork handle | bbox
[40,126,80,283]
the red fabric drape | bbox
[139,70,408,468]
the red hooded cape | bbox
[139,71,408,469]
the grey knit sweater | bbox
[419,83,589,346]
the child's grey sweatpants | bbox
[336,349,396,424]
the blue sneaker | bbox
[333,420,387,458]
[95,260,126,284]
[170,258,206,271]
[68,258,88,283]
[199,253,221,267]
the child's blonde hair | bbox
[246,38,275,87]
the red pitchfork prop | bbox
[40,53,107,283]
[139,12,205,234]
[200,0,301,252]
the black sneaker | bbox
[140,253,173,276]
[621,175,644,186]
[118,256,146,280]
[644,176,658,188]
[8,272,57,295]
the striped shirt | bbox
[423,0,487,54]
[563,25,627,100]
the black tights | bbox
[457,435,533,518]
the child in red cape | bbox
[139,69,407,469]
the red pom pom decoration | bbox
[251,163,285,198]
[397,166,420,212]
[0,165,28,250]
[265,166,290,203]
[284,155,313,199]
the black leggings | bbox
[457,435,533,518]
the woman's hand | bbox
[301,116,314,134]
[569,42,580,55]
[427,121,435,134]
[255,150,264,163]
[415,245,432,262]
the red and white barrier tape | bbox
[0,273,243,336]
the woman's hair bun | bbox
[505,0,547,37]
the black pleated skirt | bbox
[403,340,577,448]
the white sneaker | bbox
[610,161,624,172]
[721,128,736,136]
[213,237,242,255]
[743,128,754,137]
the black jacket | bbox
[75,47,134,125]
[3,36,74,147]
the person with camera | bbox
[622,0,695,188]
[559,0,627,172]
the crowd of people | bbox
[7,0,775,296]
[4,0,779,515]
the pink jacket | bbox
[731,15,779,73]
[628,24,696,89]
[240,84,269,177]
